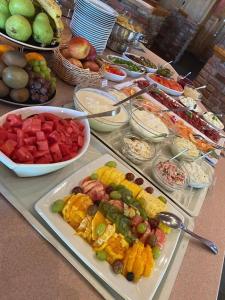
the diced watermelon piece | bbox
[16,129,24,147]
[48,130,60,144]
[27,145,37,153]
[22,118,32,132]
[31,118,41,133]
[24,136,36,145]
[0,127,7,145]
[59,143,72,156]
[0,139,17,157]
[36,131,45,141]
[37,140,49,151]
[35,153,53,164]
[6,114,22,127]
[78,122,84,131]
[14,146,33,163]
[42,121,54,133]
[50,143,62,162]
[40,113,60,122]
[78,135,84,147]
[33,150,49,158]
[7,132,17,141]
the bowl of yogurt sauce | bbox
[74,87,129,132]
[130,109,169,143]
[182,160,213,189]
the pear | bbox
[9,0,35,18]
[0,11,9,29]
[33,13,53,45]
[5,15,32,42]
[0,0,9,15]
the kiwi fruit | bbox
[2,51,27,68]
[0,80,10,98]
[10,88,30,103]
[0,61,6,79]
[2,66,29,89]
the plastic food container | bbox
[130,109,169,143]
[151,155,189,192]
[121,134,156,165]
[0,106,90,177]
[73,87,129,133]
[170,137,200,161]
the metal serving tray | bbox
[0,135,193,300]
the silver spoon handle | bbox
[74,108,120,120]
[113,84,155,106]
[182,227,218,254]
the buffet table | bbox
[0,77,225,300]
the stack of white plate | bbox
[70,0,118,53]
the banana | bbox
[35,0,64,40]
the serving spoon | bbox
[157,211,218,254]
[74,106,121,120]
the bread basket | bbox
[50,48,103,86]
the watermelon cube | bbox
[6,114,22,127]
[42,121,54,133]
[14,146,33,163]
[37,140,49,151]
[24,136,36,145]
[36,131,45,141]
[0,139,17,157]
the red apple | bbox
[68,58,83,68]
[85,44,97,61]
[68,37,91,60]
[83,61,100,72]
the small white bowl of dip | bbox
[73,87,129,132]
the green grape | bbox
[40,65,48,72]
[105,161,117,168]
[34,66,41,73]
[90,173,99,180]
[96,250,107,261]
[110,191,121,199]
[33,60,40,66]
[40,60,46,66]
[45,73,51,80]
[137,222,147,234]
[152,246,161,259]
[51,199,65,213]
[158,196,167,204]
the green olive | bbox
[51,199,65,213]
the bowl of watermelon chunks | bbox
[0,106,90,177]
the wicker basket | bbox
[50,48,103,86]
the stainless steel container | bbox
[107,22,146,53]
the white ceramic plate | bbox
[146,75,183,96]
[0,31,59,51]
[35,153,184,300]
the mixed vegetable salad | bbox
[51,161,171,282]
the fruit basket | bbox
[51,48,103,86]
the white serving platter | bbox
[0,134,194,300]
[146,74,183,96]
[35,153,184,300]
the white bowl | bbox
[146,74,183,96]
[202,112,224,131]
[122,52,157,73]
[0,106,90,177]
[107,54,145,78]
[103,68,127,82]
[73,87,129,133]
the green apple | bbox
[9,0,35,18]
